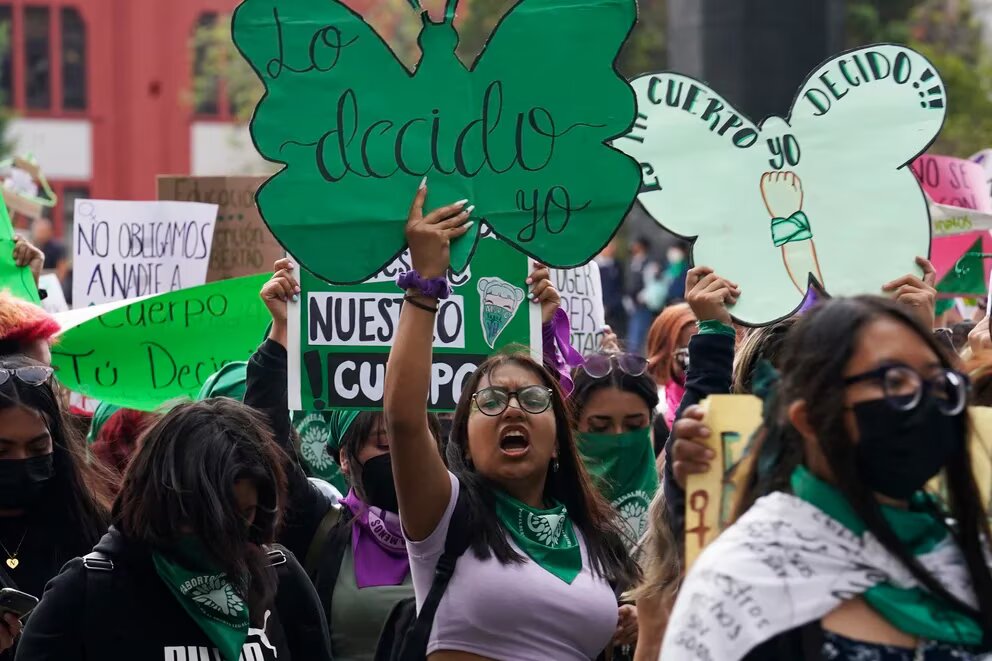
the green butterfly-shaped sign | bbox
[232,0,640,284]
[619,44,945,325]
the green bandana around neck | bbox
[492,489,582,584]
[152,537,249,661]
[577,427,659,545]
[790,465,984,646]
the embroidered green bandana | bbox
[791,465,984,645]
[152,538,250,661]
[770,210,813,247]
[492,489,582,584]
[577,427,659,546]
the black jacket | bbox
[246,339,335,562]
[15,528,332,661]
[662,332,735,542]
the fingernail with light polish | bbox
[419,176,427,190]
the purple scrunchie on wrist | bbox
[543,308,584,395]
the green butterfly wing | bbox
[232,0,417,284]
[468,0,640,268]
[233,0,639,283]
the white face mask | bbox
[666,248,685,264]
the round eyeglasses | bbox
[843,364,969,416]
[581,352,649,379]
[473,385,554,417]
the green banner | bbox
[52,275,270,411]
[0,201,40,304]
[289,234,540,412]
[232,0,639,284]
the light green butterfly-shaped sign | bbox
[232,0,640,285]
[619,44,946,325]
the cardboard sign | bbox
[72,199,219,307]
[620,45,945,325]
[288,235,541,412]
[911,154,991,212]
[52,275,269,410]
[685,394,762,568]
[551,262,605,356]
[231,0,639,284]
[157,176,285,281]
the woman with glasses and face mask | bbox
[384,185,638,660]
[664,296,992,660]
[0,355,112,659]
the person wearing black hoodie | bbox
[15,398,332,661]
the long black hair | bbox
[739,296,992,633]
[113,399,288,624]
[0,354,111,551]
[446,351,638,587]
[337,411,442,504]
[570,358,660,423]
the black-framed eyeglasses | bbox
[581,352,649,379]
[843,363,969,416]
[473,385,554,417]
[0,366,53,387]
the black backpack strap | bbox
[396,487,471,659]
[82,551,116,648]
[304,504,344,578]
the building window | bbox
[61,7,85,110]
[193,12,219,116]
[0,6,12,107]
[24,6,50,110]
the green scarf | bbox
[577,427,659,545]
[492,489,582,584]
[791,465,984,645]
[152,538,250,661]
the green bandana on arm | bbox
[152,538,250,661]
[492,490,583,584]
[577,427,659,546]
[790,465,985,646]
[770,211,813,247]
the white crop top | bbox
[405,472,619,660]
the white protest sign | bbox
[72,199,218,307]
[38,273,67,314]
[552,262,605,356]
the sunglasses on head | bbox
[0,366,54,387]
[580,352,649,379]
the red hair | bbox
[646,303,696,385]
[0,291,59,345]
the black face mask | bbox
[360,453,398,513]
[0,454,54,510]
[853,396,964,499]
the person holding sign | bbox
[247,259,447,661]
[663,297,992,660]
[17,399,332,660]
[0,355,112,660]
[384,184,637,659]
